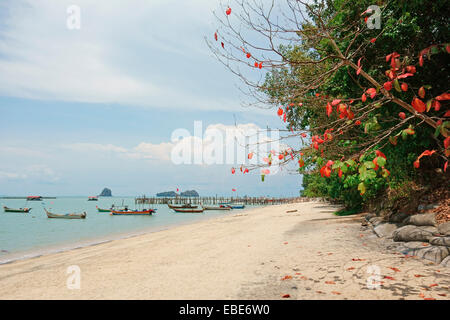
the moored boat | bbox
[110,208,156,215]
[44,208,86,219]
[27,196,42,201]
[88,196,98,201]
[3,206,31,213]
[167,203,198,209]
[203,206,231,211]
[96,206,112,212]
[219,203,245,209]
[172,207,204,213]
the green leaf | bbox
[376,157,386,167]
[393,79,401,92]
[358,182,366,195]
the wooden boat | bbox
[203,206,231,211]
[172,207,204,213]
[96,206,112,212]
[110,209,156,215]
[167,203,198,209]
[3,206,31,213]
[27,196,42,201]
[219,203,245,209]
[44,208,86,219]
[88,196,98,201]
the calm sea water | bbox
[0,197,255,263]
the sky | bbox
[0,0,303,197]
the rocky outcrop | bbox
[99,188,112,197]
[180,190,199,197]
[156,191,178,197]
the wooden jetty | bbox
[135,196,322,206]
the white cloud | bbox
[0,165,59,182]
[0,0,243,111]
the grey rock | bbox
[99,188,112,197]
[374,223,398,238]
[440,256,450,267]
[418,203,439,212]
[415,246,450,264]
[429,236,450,247]
[369,217,384,227]
[438,222,450,236]
[389,212,409,223]
[393,225,434,242]
[365,213,376,221]
[403,213,436,227]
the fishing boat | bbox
[167,203,198,209]
[110,208,156,215]
[219,203,245,209]
[27,196,42,201]
[96,206,112,213]
[203,206,231,211]
[88,196,98,201]
[172,207,204,213]
[3,206,31,213]
[44,208,86,219]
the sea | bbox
[0,197,255,264]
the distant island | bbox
[99,188,112,197]
[156,190,199,197]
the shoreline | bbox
[0,201,448,300]
[0,206,239,265]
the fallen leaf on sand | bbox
[295,273,302,275]
[419,293,425,298]
[352,258,365,261]
[284,242,288,245]
[429,283,438,287]
[300,276,307,280]
[424,298,436,300]
[437,293,447,297]
[325,281,336,285]
[331,291,341,295]
[414,274,425,278]
[281,294,290,298]
[316,291,325,294]
[281,275,292,281]
[384,276,395,280]
[389,267,400,272]
[347,267,355,271]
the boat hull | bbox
[167,204,198,209]
[172,208,204,213]
[203,206,231,211]
[3,206,31,213]
[46,211,86,219]
[110,210,155,215]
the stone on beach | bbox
[373,223,398,238]
[393,225,434,242]
[403,213,437,227]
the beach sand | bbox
[0,201,448,300]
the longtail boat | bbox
[96,206,112,212]
[219,203,245,209]
[44,208,86,219]
[3,206,31,213]
[110,209,156,215]
[88,196,98,201]
[172,207,204,213]
[27,196,42,201]
[203,206,231,211]
[167,203,198,209]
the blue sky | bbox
[0,0,303,197]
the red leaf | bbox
[258,62,262,69]
[331,99,341,106]
[375,150,387,159]
[406,65,416,73]
[246,52,251,58]
[429,283,438,287]
[413,160,420,169]
[361,93,367,102]
[355,120,361,125]
[401,83,408,92]
[384,276,395,280]
[281,275,292,281]
[370,38,376,43]
[281,294,290,298]
[412,98,426,113]
[399,112,406,119]
[418,87,426,99]
[326,102,333,117]
[445,110,450,117]
[226,7,231,15]
[419,55,424,67]
[248,152,253,160]
[435,93,450,101]
[418,150,436,160]
[325,281,336,285]
[444,161,448,172]
[366,88,377,99]
[277,107,283,116]
[444,137,450,149]
[214,32,218,41]
[221,42,224,49]
[389,267,400,272]
[397,73,414,79]
[383,81,393,91]
[231,168,236,174]
[432,100,441,111]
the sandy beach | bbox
[0,201,448,300]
